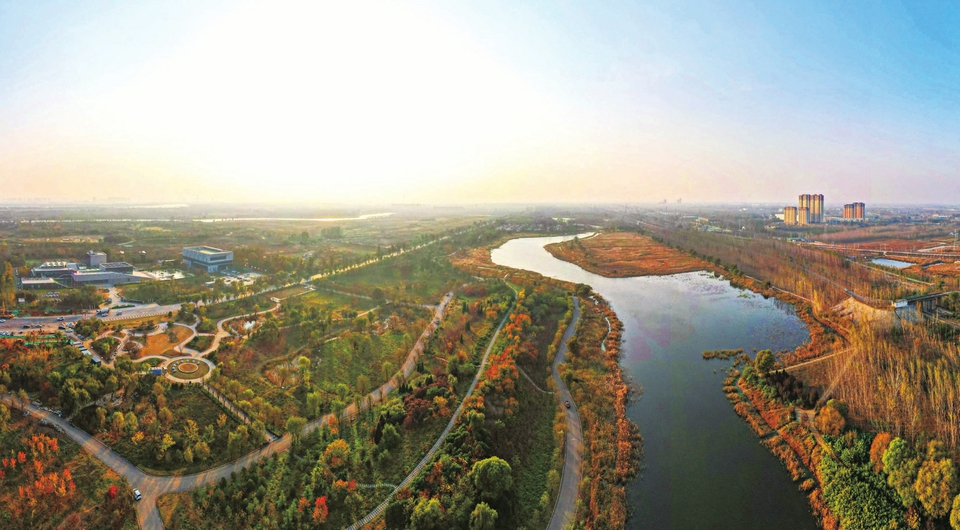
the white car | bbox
[57,317,65,321]
[133,489,142,501]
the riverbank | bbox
[543,230,847,368]
[454,235,643,528]
[543,231,709,277]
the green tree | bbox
[884,438,921,507]
[471,457,513,501]
[754,349,775,375]
[410,498,444,530]
[381,423,400,449]
[124,411,138,435]
[297,356,311,385]
[916,456,959,518]
[306,391,323,418]
[111,411,126,436]
[469,502,498,530]
[286,416,307,443]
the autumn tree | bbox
[870,432,893,473]
[951,494,960,530]
[816,406,846,436]
[915,447,959,518]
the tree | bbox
[111,411,126,436]
[357,375,371,396]
[124,412,138,435]
[916,456,959,518]
[306,391,323,418]
[106,485,119,502]
[754,349,774,375]
[382,361,394,383]
[297,356,311,385]
[158,407,174,430]
[816,406,846,436]
[96,407,107,430]
[470,502,498,530]
[0,404,9,432]
[870,432,893,473]
[410,498,444,530]
[323,439,350,470]
[194,441,211,462]
[183,446,194,464]
[471,457,513,501]
[884,438,921,507]
[381,423,400,449]
[286,416,306,443]
[950,494,960,530]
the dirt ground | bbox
[544,232,709,277]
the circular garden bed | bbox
[168,358,211,380]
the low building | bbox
[69,270,141,287]
[20,277,61,289]
[31,261,79,280]
[182,246,234,273]
[99,262,134,275]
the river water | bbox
[491,234,818,529]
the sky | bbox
[2,0,960,205]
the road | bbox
[548,296,583,530]
[3,292,454,530]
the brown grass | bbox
[137,325,192,357]
[544,232,709,277]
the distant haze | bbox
[2,1,960,205]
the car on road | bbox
[133,489,142,501]
[58,325,65,330]
[57,316,65,321]
[564,401,572,409]
[0,319,6,323]
[117,311,123,316]
[22,325,30,329]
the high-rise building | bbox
[842,203,866,221]
[797,193,824,223]
[798,206,809,225]
[784,206,798,225]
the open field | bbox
[136,325,192,357]
[545,231,710,277]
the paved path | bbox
[347,291,513,529]
[3,292,454,530]
[548,297,583,530]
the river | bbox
[491,234,818,529]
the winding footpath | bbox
[347,291,514,529]
[3,292,454,530]
[548,297,583,530]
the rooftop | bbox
[100,261,133,268]
[183,246,230,255]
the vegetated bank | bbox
[451,234,643,528]
[652,224,960,529]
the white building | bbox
[182,246,234,273]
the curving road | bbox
[3,292,454,530]
[548,296,583,530]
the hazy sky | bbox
[3,1,960,205]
